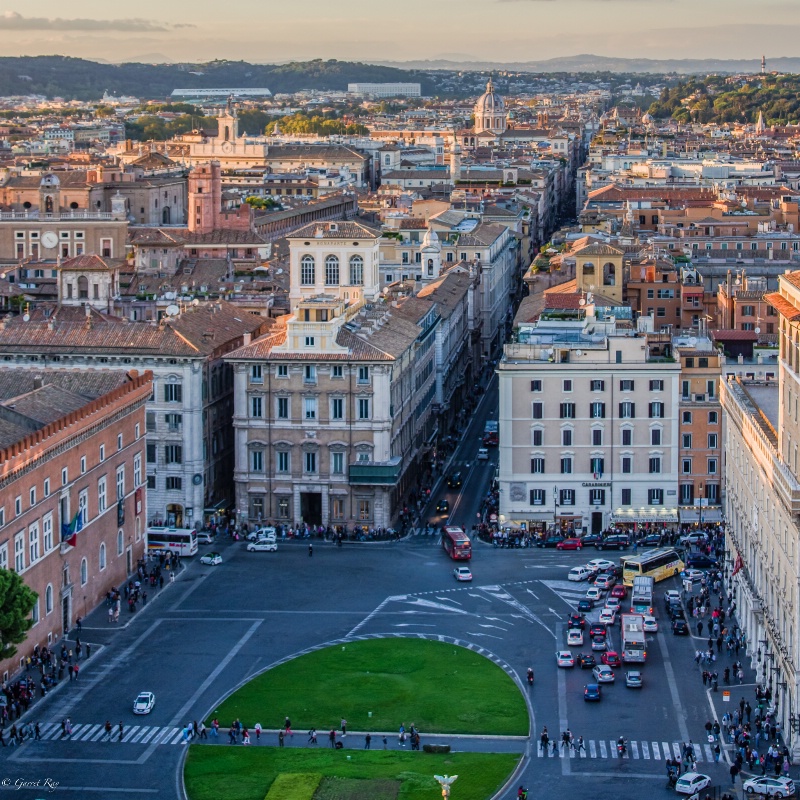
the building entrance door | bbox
[62,596,70,637]
[591,511,603,534]
[300,492,322,526]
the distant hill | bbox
[0,56,437,101]
[378,54,800,75]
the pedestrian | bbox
[308,728,317,745]
[76,616,82,633]
[284,716,293,736]
[68,664,74,681]
[199,722,207,740]
[170,571,175,584]
[730,763,739,785]
[34,723,40,741]
[86,644,91,659]
[399,723,406,746]
[383,736,388,749]
[118,722,124,742]
[714,743,721,762]
[254,722,262,742]
[575,735,586,754]
[73,663,79,681]
[211,718,219,738]
[365,733,371,749]
[193,720,199,739]
[329,729,337,748]
[341,718,347,737]
[309,543,313,557]
[142,591,147,606]
[242,728,250,745]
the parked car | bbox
[538,535,565,548]
[557,538,584,550]
[679,532,708,546]
[197,531,215,545]
[596,534,629,551]
[247,526,276,543]
[641,534,663,547]
[580,533,604,546]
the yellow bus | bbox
[621,548,684,587]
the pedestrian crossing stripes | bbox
[536,739,718,762]
[34,723,208,745]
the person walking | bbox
[104,721,112,741]
[211,718,219,738]
[341,718,347,738]
[308,728,317,745]
[199,722,207,740]
[73,663,79,681]
[365,733,371,749]
[575,735,586,754]
[284,716,293,736]
[118,722,124,742]
[308,543,313,557]
[329,729,336,748]
[76,616,82,634]
[34,723,41,741]
[399,723,406,746]
[254,722,261,742]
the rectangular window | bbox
[164,384,182,403]
[530,489,546,506]
[532,402,543,420]
[559,402,575,419]
[146,442,156,464]
[707,379,716,398]
[358,398,370,420]
[682,380,690,399]
[708,411,718,424]
[164,445,182,464]
[43,514,52,552]
[331,498,344,520]
[250,450,264,472]
[332,452,344,475]
[277,451,290,473]
[649,456,661,474]
[331,398,344,420]
[80,456,86,475]
[277,498,290,519]
[622,456,632,474]
[304,365,317,383]
[682,458,692,474]
[708,458,718,475]
[117,433,123,451]
[133,454,142,487]
[98,477,107,512]
[166,476,183,490]
[14,533,24,573]
[99,444,105,462]
[590,380,605,391]
[682,411,692,424]
[619,401,635,418]
[649,402,664,418]
[14,497,21,516]
[560,457,572,474]
[277,365,288,378]
[304,452,317,473]
[706,483,719,503]
[147,475,156,489]
[250,396,263,418]
[649,488,664,505]
[590,402,605,418]
[358,500,371,521]
[621,428,632,446]
[560,489,575,506]
[651,429,661,446]
[304,398,317,420]
[304,336,315,348]
[621,488,632,506]
[620,379,635,391]
[682,433,692,449]
[562,429,572,446]
[116,467,125,500]
[250,364,263,384]
[28,523,39,564]
[680,483,694,504]
[590,489,605,506]
[331,365,344,379]
[277,397,289,419]
[358,366,370,384]
[530,457,545,474]
[530,380,542,392]
[563,379,573,392]
[592,429,603,446]
[29,487,35,507]
[532,429,543,447]
[590,457,605,476]
[708,433,718,449]
[43,479,50,499]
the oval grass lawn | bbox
[210,638,527,736]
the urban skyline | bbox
[1,1,798,63]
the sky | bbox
[0,0,799,64]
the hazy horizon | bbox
[1,1,798,64]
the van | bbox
[247,526,277,543]
[568,566,592,582]
[476,447,489,461]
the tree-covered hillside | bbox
[0,56,436,101]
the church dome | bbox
[474,78,505,116]
[421,227,441,250]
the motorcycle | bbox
[617,739,627,757]
[526,669,534,686]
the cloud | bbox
[0,11,193,32]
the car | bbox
[610,585,628,599]
[568,613,586,630]
[247,540,278,552]
[596,534,629,551]
[591,635,608,651]
[672,619,690,635]
[679,532,708,546]
[454,566,473,582]
[742,776,796,797]
[436,499,450,514]
[476,447,490,460]
[605,596,621,611]
[642,615,658,633]
[669,606,687,622]
[664,590,681,608]
[586,558,615,572]
[601,651,621,667]
[599,564,624,579]
[581,533,604,546]
[594,574,617,590]
[625,670,643,688]
[584,683,602,701]
[568,566,592,582]
[592,664,615,683]
[446,472,463,490]
[247,526,277,543]
[576,653,596,669]
[538,535,565,548]
[197,531,215,545]
[586,587,604,603]
[556,650,575,668]
[557,537,584,550]
[567,629,584,646]
[577,599,594,614]
[675,772,711,796]
[641,533,663,547]
[200,552,222,566]
[680,568,705,582]
[599,608,616,625]
[133,691,155,715]
[686,554,718,569]
[589,623,607,638]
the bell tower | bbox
[39,174,61,215]
[216,97,239,143]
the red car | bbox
[556,538,583,550]
[601,651,621,667]
[610,585,628,599]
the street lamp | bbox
[553,486,558,533]
[698,484,704,528]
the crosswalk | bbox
[28,722,196,745]
[536,739,717,762]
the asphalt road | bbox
[0,381,739,800]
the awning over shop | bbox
[680,508,724,523]
[611,508,679,524]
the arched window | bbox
[162,207,171,225]
[325,255,340,286]
[77,275,89,299]
[99,542,106,571]
[300,255,315,286]
[44,196,54,214]
[349,255,364,285]
[117,529,124,556]
[45,584,53,615]
[80,558,88,586]
[427,258,434,276]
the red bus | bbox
[442,526,472,560]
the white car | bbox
[197,531,215,545]
[199,552,222,566]
[133,691,155,715]
[247,526,277,543]
[247,540,278,552]
[643,615,659,632]
[675,772,711,796]
[599,608,616,625]
[556,650,575,668]
[586,587,603,603]
[742,776,796,797]
[586,558,615,572]
[680,568,705,582]
[454,566,473,582]
[568,566,592,582]
[592,664,615,683]
[664,589,681,606]
[604,597,621,611]
[567,629,584,646]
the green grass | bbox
[184,747,519,800]
[264,773,321,800]
[208,639,527,736]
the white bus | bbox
[146,526,198,557]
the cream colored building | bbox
[723,271,800,756]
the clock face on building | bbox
[221,141,233,154]
[41,231,58,249]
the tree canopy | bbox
[0,570,37,661]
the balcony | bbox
[348,457,403,486]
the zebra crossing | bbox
[536,739,717,762]
[31,722,191,745]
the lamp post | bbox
[553,486,558,534]
[698,484,703,529]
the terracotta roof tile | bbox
[764,292,800,322]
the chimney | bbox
[33,375,43,390]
